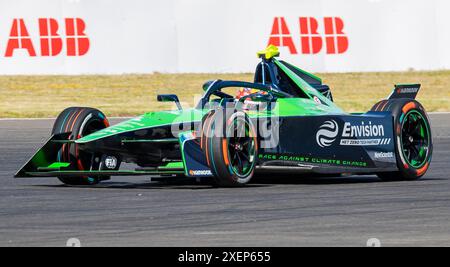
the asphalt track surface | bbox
[1,114,450,247]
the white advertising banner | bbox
[0,0,448,74]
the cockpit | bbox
[198,45,334,110]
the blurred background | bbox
[0,0,448,117]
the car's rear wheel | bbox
[372,100,432,181]
[202,110,258,187]
[52,107,111,185]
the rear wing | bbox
[388,84,421,100]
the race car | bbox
[15,45,433,187]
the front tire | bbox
[202,110,258,187]
[372,99,433,181]
[52,107,111,185]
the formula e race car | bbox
[15,45,433,187]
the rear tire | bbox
[52,107,110,185]
[202,109,258,187]
[371,99,433,181]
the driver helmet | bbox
[235,88,269,111]
[236,88,259,100]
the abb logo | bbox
[268,17,349,55]
[4,18,90,57]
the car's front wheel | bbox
[52,107,111,185]
[202,110,258,187]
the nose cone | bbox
[76,109,204,144]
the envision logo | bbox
[316,120,339,148]
[342,122,385,138]
[316,120,390,147]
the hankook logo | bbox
[316,120,339,148]
[189,170,212,176]
[397,87,419,94]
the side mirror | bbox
[157,94,182,111]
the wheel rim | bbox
[226,116,256,177]
[401,110,430,168]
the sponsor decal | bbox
[259,153,368,167]
[189,170,212,176]
[2,18,90,57]
[316,120,339,148]
[268,17,349,55]
[397,87,419,94]
[104,156,118,169]
[342,121,384,138]
[340,121,391,146]
[374,152,394,159]
[340,138,391,146]
[316,120,391,147]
